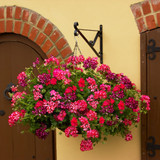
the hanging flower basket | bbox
[8,55,150,151]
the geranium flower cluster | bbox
[8,55,150,151]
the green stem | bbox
[19,101,28,106]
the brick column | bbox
[131,0,160,33]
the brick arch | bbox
[0,5,73,60]
[131,0,160,33]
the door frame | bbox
[140,32,148,160]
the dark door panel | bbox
[0,34,55,160]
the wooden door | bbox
[0,34,55,160]
[141,28,160,160]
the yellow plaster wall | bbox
[0,0,142,159]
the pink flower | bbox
[71,117,78,127]
[72,85,77,91]
[123,119,132,126]
[33,58,40,67]
[35,124,49,139]
[50,90,62,100]
[99,117,105,124]
[100,84,111,91]
[141,95,150,111]
[11,91,26,106]
[43,100,58,114]
[11,85,18,92]
[78,78,85,88]
[32,100,47,115]
[77,100,87,112]
[17,71,27,87]
[8,110,25,127]
[44,56,59,66]
[97,64,111,74]
[53,69,65,80]
[80,139,93,151]
[118,100,125,111]
[33,84,43,100]
[65,86,77,94]
[57,110,66,121]
[67,55,84,65]
[86,110,97,121]
[94,90,107,99]
[34,84,43,91]
[86,77,96,85]
[79,116,90,131]
[64,78,71,85]
[65,126,78,137]
[33,91,43,100]
[87,129,99,138]
[125,133,133,141]
[113,84,125,92]
[46,78,57,85]
[88,101,99,109]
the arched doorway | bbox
[0,5,73,160]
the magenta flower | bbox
[87,129,99,138]
[17,71,27,87]
[118,100,125,113]
[65,126,78,137]
[71,117,78,127]
[125,133,133,141]
[80,139,93,151]
[35,124,49,140]
[9,55,151,151]
[86,110,97,121]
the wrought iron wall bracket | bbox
[74,22,103,64]
[147,39,160,60]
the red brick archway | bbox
[131,0,160,33]
[0,5,73,60]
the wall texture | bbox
[0,0,141,160]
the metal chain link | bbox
[73,36,82,56]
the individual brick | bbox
[15,6,22,19]
[22,9,29,21]
[130,3,142,19]
[36,33,47,46]
[151,0,160,12]
[136,18,147,33]
[60,46,72,58]
[50,30,60,42]
[37,17,46,29]
[156,13,160,27]
[14,21,22,34]
[44,23,54,36]
[55,37,67,50]
[146,15,156,30]
[7,6,13,18]
[30,12,38,25]
[0,8,4,19]
[142,1,151,15]
[41,39,53,53]
[29,27,39,41]
[6,20,13,32]
[22,23,30,36]
[0,20,5,33]
[47,47,59,57]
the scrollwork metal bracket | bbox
[147,39,160,60]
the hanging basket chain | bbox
[73,36,82,56]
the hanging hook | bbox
[73,22,103,64]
